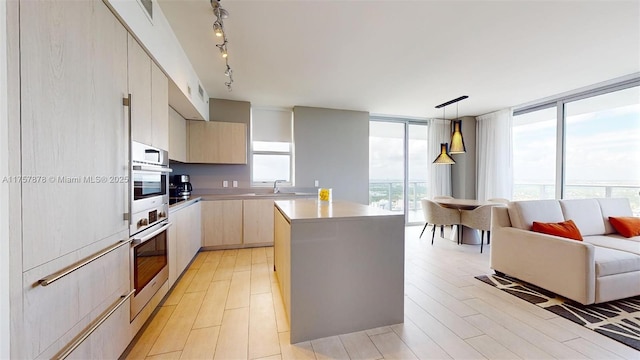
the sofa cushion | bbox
[597,198,634,234]
[584,235,640,255]
[532,220,583,241]
[593,246,640,277]
[608,217,640,238]
[508,200,564,230]
[559,199,605,236]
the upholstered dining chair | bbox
[430,196,455,237]
[420,199,461,245]
[460,204,496,253]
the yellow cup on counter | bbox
[318,188,332,203]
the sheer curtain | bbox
[427,119,452,199]
[476,109,513,201]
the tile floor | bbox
[121,225,639,359]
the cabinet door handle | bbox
[123,93,132,141]
[38,239,132,287]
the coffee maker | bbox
[171,174,193,199]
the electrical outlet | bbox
[314,180,319,187]
[223,180,228,188]
[232,180,238,188]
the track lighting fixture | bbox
[211,0,233,91]
[213,22,223,37]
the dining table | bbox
[433,198,505,245]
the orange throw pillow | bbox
[609,217,640,238]
[532,219,583,241]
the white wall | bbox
[106,0,209,120]
[0,1,10,358]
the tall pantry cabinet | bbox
[9,0,145,358]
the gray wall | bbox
[451,116,477,199]
[173,99,251,190]
[293,106,369,204]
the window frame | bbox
[251,143,293,187]
[512,77,640,199]
[250,107,294,187]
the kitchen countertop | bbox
[274,199,401,223]
[169,196,202,212]
[196,192,317,201]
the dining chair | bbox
[420,199,461,245]
[460,204,496,253]
[431,195,455,237]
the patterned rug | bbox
[475,273,640,351]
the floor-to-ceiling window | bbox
[564,86,640,213]
[407,124,429,223]
[369,119,428,224]
[512,79,640,215]
[513,107,557,200]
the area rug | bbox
[475,273,640,351]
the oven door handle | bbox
[131,222,172,245]
[132,164,173,173]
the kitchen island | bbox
[274,199,405,343]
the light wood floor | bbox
[121,225,639,360]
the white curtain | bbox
[476,109,513,201]
[427,119,452,199]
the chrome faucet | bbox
[273,179,286,193]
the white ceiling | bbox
[157,0,640,119]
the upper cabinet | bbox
[127,35,169,149]
[168,107,187,162]
[105,0,209,121]
[127,35,152,146]
[151,62,169,150]
[188,121,247,164]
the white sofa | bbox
[491,198,640,305]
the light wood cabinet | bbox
[128,35,169,150]
[167,217,178,288]
[273,207,291,319]
[174,206,191,276]
[189,201,203,259]
[17,1,132,357]
[128,34,152,146]
[151,62,169,151]
[20,0,129,270]
[243,199,275,245]
[171,201,202,280]
[169,107,187,162]
[202,200,243,247]
[188,121,247,164]
[22,234,131,359]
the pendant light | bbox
[449,102,466,154]
[432,105,456,165]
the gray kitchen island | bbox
[274,199,405,343]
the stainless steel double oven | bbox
[129,141,172,320]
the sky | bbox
[513,103,640,185]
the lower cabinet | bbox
[202,199,275,248]
[243,199,275,245]
[169,201,202,288]
[20,232,130,360]
[202,200,243,247]
[167,218,178,288]
[273,207,291,316]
